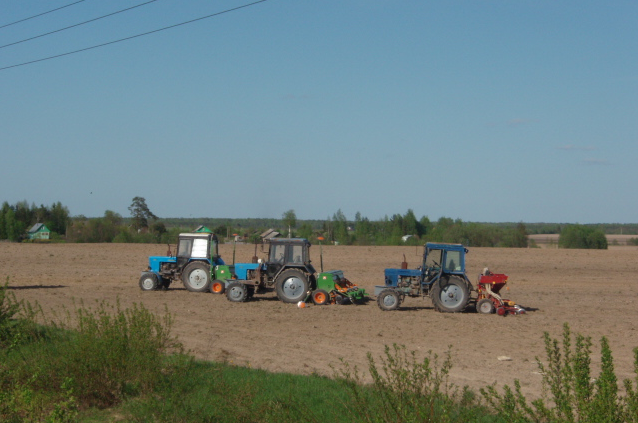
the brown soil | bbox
[3,242,638,399]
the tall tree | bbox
[282,209,297,238]
[128,197,157,231]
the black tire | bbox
[246,286,255,299]
[139,273,159,291]
[226,281,248,302]
[377,289,401,311]
[160,277,172,290]
[312,289,330,305]
[181,262,211,292]
[431,276,470,313]
[210,279,226,294]
[476,298,495,314]
[275,269,310,304]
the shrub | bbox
[56,300,183,408]
[0,280,21,349]
[2,299,184,414]
[333,344,487,423]
[559,225,608,249]
[0,278,40,351]
[480,323,636,423]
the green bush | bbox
[480,323,638,423]
[332,344,491,423]
[1,299,184,422]
[0,280,21,349]
[0,278,40,351]
[55,300,183,408]
[559,224,608,249]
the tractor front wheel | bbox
[182,262,211,292]
[377,289,401,311]
[431,276,470,313]
[210,280,226,294]
[312,289,330,305]
[226,281,248,302]
[139,273,159,291]
[275,269,310,304]
[476,298,495,314]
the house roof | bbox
[28,223,48,233]
[194,225,212,233]
[260,229,280,239]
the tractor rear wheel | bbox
[377,289,401,311]
[275,269,310,304]
[139,273,159,291]
[476,298,495,314]
[226,281,248,302]
[312,289,330,305]
[210,280,226,294]
[431,276,470,313]
[182,262,211,292]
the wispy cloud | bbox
[282,94,310,101]
[506,118,536,127]
[583,158,610,166]
[557,144,595,151]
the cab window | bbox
[177,239,192,257]
[425,249,442,268]
[289,244,305,263]
[444,251,462,272]
[269,244,286,263]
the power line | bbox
[0,0,268,72]
[0,1,88,30]
[0,0,159,50]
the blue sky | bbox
[1,0,636,223]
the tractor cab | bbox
[265,238,315,279]
[422,243,467,281]
[175,233,224,267]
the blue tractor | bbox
[139,232,232,292]
[375,242,475,312]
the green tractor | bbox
[223,238,366,305]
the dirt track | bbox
[3,242,638,399]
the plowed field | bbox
[3,242,638,398]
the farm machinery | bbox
[375,242,524,315]
[139,232,234,292]
[475,271,525,315]
[217,238,367,305]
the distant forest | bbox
[2,199,637,248]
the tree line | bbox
[0,201,70,242]
[0,199,628,249]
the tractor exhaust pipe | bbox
[318,236,325,272]
[252,243,258,263]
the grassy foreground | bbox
[2,280,638,423]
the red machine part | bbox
[476,273,525,316]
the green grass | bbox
[3,280,638,422]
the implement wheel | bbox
[275,269,310,304]
[210,280,226,294]
[312,289,330,305]
[226,281,248,302]
[377,289,401,311]
[476,298,495,314]
[139,273,159,291]
[431,276,470,313]
[182,262,211,292]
